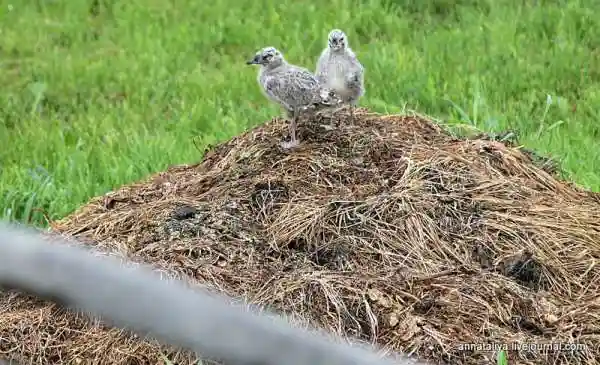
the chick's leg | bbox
[290,115,299,144]
[281,108,300,149]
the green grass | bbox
[497,349,508,365]
[1,0,599,225]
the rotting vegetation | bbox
[1,108,599,365]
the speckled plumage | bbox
[247,46,339,148]
[315,29,364,106]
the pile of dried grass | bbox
[1,108,599,365]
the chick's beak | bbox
[246,55,260,65]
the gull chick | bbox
[247,46,337,149]
[316,29,365,115]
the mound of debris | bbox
[1,108,599,365]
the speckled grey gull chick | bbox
[315,29,364,119]
[247,46,339,149]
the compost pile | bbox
[1,108,599,365]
